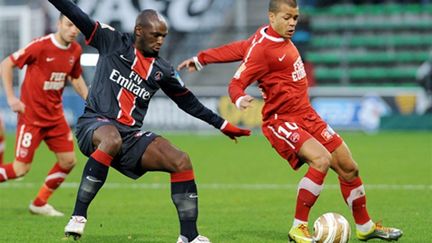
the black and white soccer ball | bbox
[313,212,351,243]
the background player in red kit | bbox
[49,0,250,242]
[178,0,403,242]
[0,14,88,216]
[0,67,5,165]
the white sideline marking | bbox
[0,182,430,190]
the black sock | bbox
[72,156,109,218]
[171,180,199,241]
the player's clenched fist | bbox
[220,120,251,142]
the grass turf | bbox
[0,131,430,242]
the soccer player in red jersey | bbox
[0,114,4,165]
[0,14,88,216]
[0,66,4,165]
[178,0,403,242]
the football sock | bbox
[0,163,17,182]
[73,149,112,218]
[33,162,72,206]
[171,170,198,241]
[339,176,371,227]
[294,167,326,222]
[0,134,4,164]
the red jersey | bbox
[10,34,82,127]
[197,25,312,121]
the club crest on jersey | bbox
[154,71,163,81]
[289,132,300,143]
[292,57,306,82]
[321,126,336,141]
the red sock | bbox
[339,176,371,224]
[295,167,326,222]
[33,162,73,206]
[0,163,17,182]
[0,134,4,164]
[170,170,195,182]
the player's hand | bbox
[7,96,25,113]
[220,120,251,142]
[237,95,254,111]
[177,57,202,72]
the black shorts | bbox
[75,110,159,179]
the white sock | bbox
[293,218,308,228]
[356,220,374,233]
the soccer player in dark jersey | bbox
[48,0,251,242]
[178,0,403,242]
[0,14,88,216]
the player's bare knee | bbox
[13,162,31,177]
[313,152,332,172]
[339,164,359,181]
[99,134,122,155]
[171,152,192,172]
[59,156,77,170]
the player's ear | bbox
[134,25,143,37]
[268,11,276,24]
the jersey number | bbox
[277,122,298,139]
[21,132,33,148]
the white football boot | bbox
[177,235,211,243]
[29,203,64,216]
[64,216,87,240]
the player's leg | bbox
[30,151,76,216]
[331,143,402,241]
[71,124,119,218]
[0,123,42,182]
[140,136,209,243]
[0,116,5,165]
[263,120,331,243]
[30,124,77,216]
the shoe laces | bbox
[375,221,392,233]
[299,224,312,237]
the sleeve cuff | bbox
[235,96,246,110]
[193,56,204,71]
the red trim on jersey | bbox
[172,90,190,97]
[85,22,99,45]
[170,170,195,183]
[90,149,113,167]
[116,88,137,126]
[132,49,155,79]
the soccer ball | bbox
[313,212,351,243]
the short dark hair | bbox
[269,0,297,13]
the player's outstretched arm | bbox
[177,39,251,72]
[48,0,96,39]
[0,58,25,113]
[70,75,89,100]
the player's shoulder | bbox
[155,56,173,72]
[26,34,52,48]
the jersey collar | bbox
[260,25,285,43]
[50,33,71,50]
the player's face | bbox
[268,3,299,39]
[58,16,80,45]
[136,20,168,57]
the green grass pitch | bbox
[0,131,430,242]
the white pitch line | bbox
[0,182,430,190]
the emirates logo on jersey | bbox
[292,57,306,82]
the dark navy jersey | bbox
[83,22,224,129]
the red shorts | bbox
[15,118,74,163]
[262,109,343,170]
